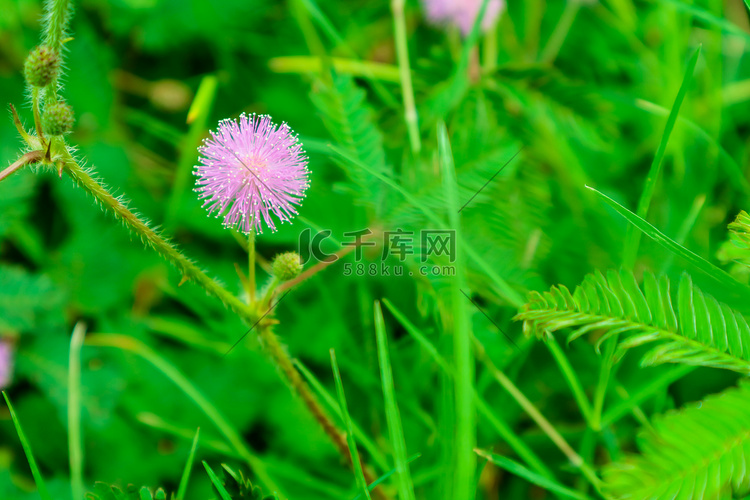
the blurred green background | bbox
[2,0,750,498]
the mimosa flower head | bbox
[194,114,310,234]
[422,0,505,35]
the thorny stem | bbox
[53,148,382,493]
[391,0,421,154]
[42,0,72,104]
[259,323,387,499]
[0,150,44,183]
[31,89,45,142]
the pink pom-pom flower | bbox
[422,0,505,36]
[194,114,310,234]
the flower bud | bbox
[272,252,303,281]
[24,46,60,88]
[42,101,74,136]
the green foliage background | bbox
[2,0,750,499]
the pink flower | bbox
[0,340,12,389]
[422,0,505,35]
[194,114,310,234]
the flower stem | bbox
[61,150,258,323]
[0,151,44,183]
[57,149,363,483]
[248,229,256,304]
[391,0,421,154]
[42,0,71,104]
[258,324,387,500]
[31,88,44,141]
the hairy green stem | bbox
[391,0,421,154]
[42,0,71,103]
[248,229,256,303]
[31,88,44,140]
[57,150,354,473]
[0,150,44,183]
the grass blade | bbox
[68,322,86,500]
[330,349,372,500]
[623,46,701,268]
[380,299,554,482]
[475,449,590,500]
[374,301,417,500]
[2,392,52,500]
[587,186,750,300]
[203,461,232,500]
[352,454,422,500]
[437,122,475,500]
[85,334,281,495]
[176,428,200,500]
[294,359,389,472]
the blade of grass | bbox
[203,461,232,500]
[296,0,397,106]
[176,428,200,500]
[438,122,475,500]
[587,185,750,300]
[352,455,422,500]
[330,349,372,500]
[391,0,421,154]
[380,299,554,481]
[164,73,218,229]
[2,392,52,500]
[545,337,593,425]
[623,46,701,268]
[68,322,86,500]
[475,449,591,500]
[374,301,417,500]
[472,336,604,494]
[604,94,750,196]
[294,359,389,472]
[601,365,695,427]
[85,334,282,495]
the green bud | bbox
[42,101,74,136]
[272,252,303,281]
[23,46,60,88]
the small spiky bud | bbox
[42,101,74,136]
[24,46,61,88]
[272,252,303,281]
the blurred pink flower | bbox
[0,340,12,389]
[422,0,505,35]
[194,114,310,234]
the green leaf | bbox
[516,269,750,374]
[329,349,372,500]
[176,428,200,500]
[2,391,52,500]
[623,46,700,268]
[587,186,750,302]
[309,73,389,206]
[475,449,590,500]
[203,462,233,500]
[604,381,750,499]
[373,301,417,500]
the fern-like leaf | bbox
[515,269,750,374]
[729,210,750,252]
[604,381,750,499]
[309,74,389,207]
